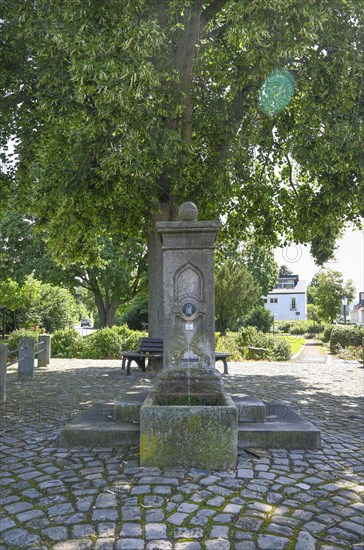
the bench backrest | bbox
[138,338,163,353]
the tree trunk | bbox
[147,200,179,338]
[92,286,119,328]
[105,301,118,327]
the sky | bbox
[275,227,364,303]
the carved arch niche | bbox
[175,263,204,301]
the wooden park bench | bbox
[122,338,231,375]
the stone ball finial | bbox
[178,202,198,221]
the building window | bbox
[291,298,296,310]
[270,298,278,304]
[263,298,267,303]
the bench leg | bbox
[223,359,228,375]
[121,357,126,371]
[126,358,132,376]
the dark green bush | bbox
[81,325,144,359]
[51,329,84,358]
[243,305,273,333]
[330,325,364,354]
[118,294,148,330]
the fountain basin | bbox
[140,391,238,469]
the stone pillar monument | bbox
[154,202,223,405]
[140,202,238,468]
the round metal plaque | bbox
[182,302,196,317]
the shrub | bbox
[288,320,326,335]
[242,305,273,333]
[81,325,144,359]
[7,329,41,360]
[330,325,364,354]
[51,329,84,358]
[275,320,294,333]
[236,327,292,361]
[215,332,243,361]
[51,325,146,359]
[271,338,292,361]
[322,325,334,343]
[336,345,363,361]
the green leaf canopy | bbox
[1,0,363,264]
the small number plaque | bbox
[185,323,194,331]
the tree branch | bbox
[0,91,27,111]
[200,0,229,29]
[285,154,299,197]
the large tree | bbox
[0,211,146,326]
[1,0,363,337]
[308,269,355,322]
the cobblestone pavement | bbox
[1,358,363,550]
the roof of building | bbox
[268,280,308,295]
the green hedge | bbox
[276,320,327,335]
[51,329,84,358]
[330,325,364,354]
[50,325,145,359]
[82,326,144,359]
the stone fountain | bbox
[60,202,320,467]
[140,202,237,468]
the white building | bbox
[350,292,364,326]
[263,275,308,321]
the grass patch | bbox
[281,336,305,356]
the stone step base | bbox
[238,403,321,449]
[60,418,140,447]
[231,394,266,423]
[114,392,149,423]
[60,401,320,451]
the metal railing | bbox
[0,335,51,403]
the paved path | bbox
[295,341,328,364]
[1,358,363,550]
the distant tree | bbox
[0,211,146,327]
[243,243,279,295]
[279,265,294,277]
[0,275,78,331]
[243,305,274,333]
[307,272,320,305]
[307,303,320,322]
[309,269,355,322]
[215,260,261,335]
[216,241,278,296]
[38,284,78,333]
